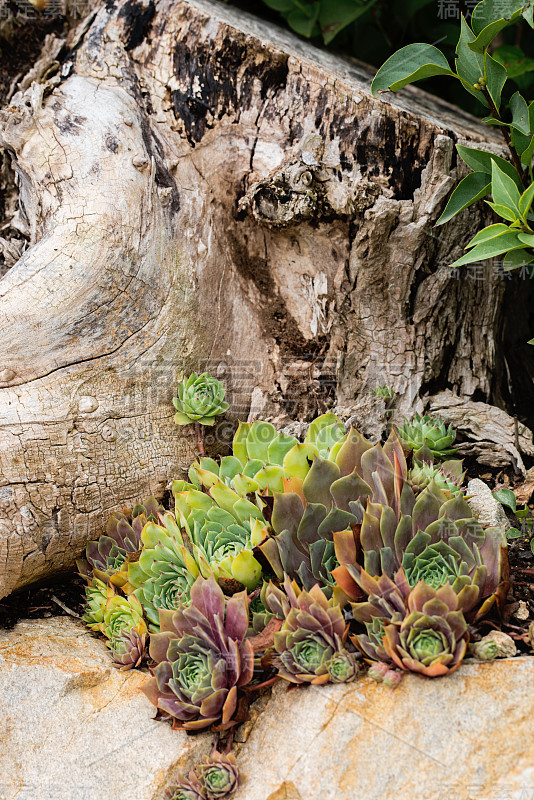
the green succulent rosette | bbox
[173,372,229,426]
[167,782,205,800]
[400,520,506,615]
[383,582,468,677]
[168,751,239,800]
[351,577,469,678]
[143,576,254,730]
[193,751,239,799]
[408,460,464,497]
[101,593,148,662]
[266,580,359,685]
[129,491,266,631]
[333,487,506,620]
[188,507,265,591]
[82,577,110,630]
[110,627,148,670]
[174,482,267,591]
[397,413,457,462]
[127,512,200,631]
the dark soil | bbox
[0,15,67,106]
[0,572,85,630]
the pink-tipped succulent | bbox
[265,579,359,685]
[193,751,239,799]
[110,627,148,670]
[142,575,254,730]
[77,496,163,588]
[167,751,239,800]
[382,582,469,678]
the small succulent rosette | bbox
[173,372,229,426]
[397,413,457,462]
[167,751,239,800]
[265,579,359,685]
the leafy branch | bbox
[371,0,534,342]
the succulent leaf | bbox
[77,496,163,588]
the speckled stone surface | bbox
[234,658,534,800]
[0,617,210,800]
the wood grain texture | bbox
[0,0,519,596]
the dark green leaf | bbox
[456,145,523,189]
[481,115,507,127]
[516,507,532,518]
[491,160,521,215]
[485,201,521,221]
[371,44,455,96]
[492,487,517,511]
[456,17,487,105]
[519,182,534,218]
[450,231,525,266]
[471,0,527,34]
[506,527,522,539]
[503,248,533,269]
[513,116,534,165]
[436,172,491,225]
[486,53,508,111]
[510,92,531,134]
[287,4,320,37]
[468,5,524,53]
[466,223,513,246]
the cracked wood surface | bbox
[0,0,518,596]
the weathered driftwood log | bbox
[0,0,527,596]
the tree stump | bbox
[0,0,526,597]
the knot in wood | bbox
[78,396,99,413]
[238,134,344,228]
[0,369,16,383]
[100,422,117,442]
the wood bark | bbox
[0,0,528,597]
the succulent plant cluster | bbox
[167,751,239,800]
[257,419,507,682]
[78,380,512,796]
[264,578,359,684]
[188,412,346,498]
